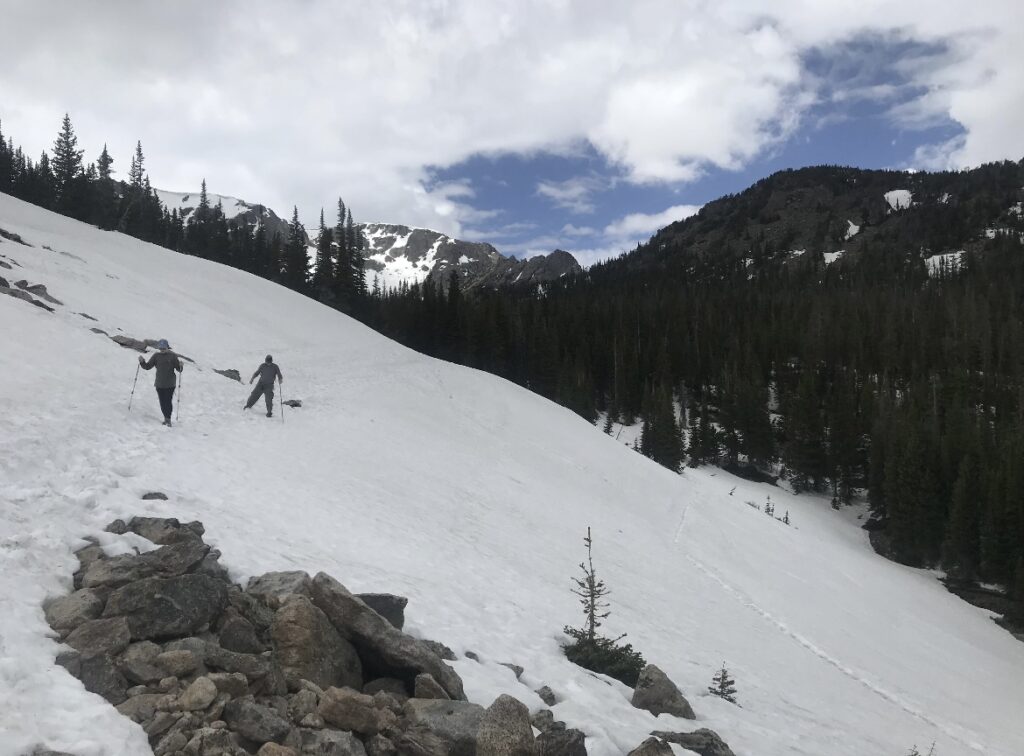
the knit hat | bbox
[265,354,273,363]
[157,339,170,350]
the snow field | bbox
[2,193,1024,756]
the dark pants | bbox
[156,387,175,420]
[246,382,274,413]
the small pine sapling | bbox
[562,527,646,686]
[708,663,738,704]
[783,510,790,525]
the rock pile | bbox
[44,516,562,756]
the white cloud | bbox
[604,204,702,239]
[0,0,1020,236]
[536,176,609,214]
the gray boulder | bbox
[126,515,204,544]
[179,676,218,711]
[421,640,457,661]
[535,686,556,707]
[115,693,165,723]
[649,730,735,756]
[365,734,397,756]
[363,677,408,699]
[394,724,448,756]
[140,492,169,500]
[82,538,210,589]
[156,648,201,677]
[356,593,408,630]
[537,729,586,756]
[223,698,291,745]
[630,665,695,720]
[477,694,536,756]
[215,369,242,382]
[402,699,484,756]
[271,595,363,691]
[79,653,128,704]
[413,673,450,700]
[209,671,250,699]
[219,609,265,654]
[298,728,368,756]
[310,573,465,700]
[247,571,314,609]
[65,616,131,657]
[317,686,398,736]
[530,710,555,733]
[118,640,166,684]
[103,574,228,640]
[626,738,672,756]
[44,588,105,633]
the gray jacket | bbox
[252,362,282,387]
[140,351,182,389]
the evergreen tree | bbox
[708,664,738,704]
[280,207,309,292]
[96,144,114,181]
[51,114,84,214]
[128,141,145,188]
[312,209,334,303]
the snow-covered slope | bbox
[2,193,1024,756]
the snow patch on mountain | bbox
[884,190,913,211]
[925,251,963,276]
[824,251,844,265]
[845,220,860,240]
[153,189,249,221]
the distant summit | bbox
[361,223,581,292]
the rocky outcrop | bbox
[649,730,735,756]
[630,664,695,719]
[311,573,465,700]
[626,738,673,756]
[215,368,243,382]
[45,516,569,756]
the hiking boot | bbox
[266,411,273,418]
[162,419,172,427]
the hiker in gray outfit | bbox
[139,339,183,426]
[245,355,283,417]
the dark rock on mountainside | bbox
[630,664,695,719]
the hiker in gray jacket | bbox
[139,339,183,426]
[245,355,283,417]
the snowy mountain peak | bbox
[361,222,581,291]
[154,188,293,240]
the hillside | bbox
[2,192,1024,756]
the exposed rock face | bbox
[271,595,363,690]
[65,616,131,656]
[535,686,556,707]
[630,664,695,720]
[537,728,587,756]
[402,699,485,756]
[356,593,408,630]
[413,673,450,700]
[215,368,242,382]
[311,573,465,700]
[103,574,228,640]
[318,686,398,736]
[79,652,129,704]
[83,538,210,588]
[626,738,673,756]
[476,694,536,756]
[44,588,104,633]
[223,697,292,744]
[247,571,314,609]
[649,730,736,756]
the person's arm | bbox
[175,355,183,372]
[277,365,283,384]
[250,368,260,384]
[139,354,154,369]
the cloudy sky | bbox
[1,1,1021,265]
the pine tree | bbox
[50,114,84,215]
[280,207,309,292]
[708,664,738,704]
[97,144,114,181]
[312,209,334,303]
[569,527,611,642]
[128,141,145,188]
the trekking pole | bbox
[128,363,140,411]
[279,378,284,424]
[176,370,183,422]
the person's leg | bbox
[245,384,264,409]
[264,384,275,415]
[157,387,174,421]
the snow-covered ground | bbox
[925,251,964,276]
[2,193,1024,756]
[153,188,251,222]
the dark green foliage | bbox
[562,629,647,687]
[708,664,738,704]
[562,528,646,687]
